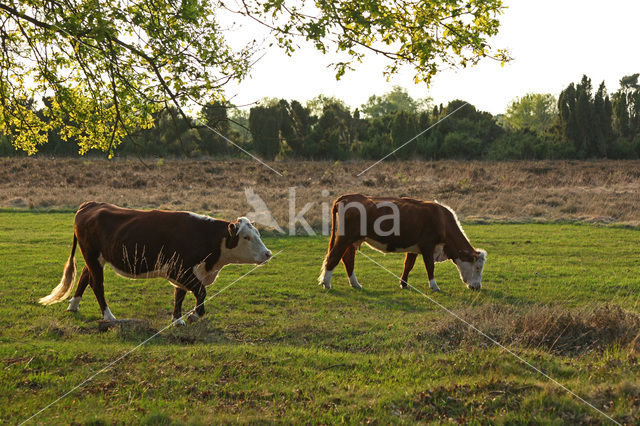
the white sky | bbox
[225,0,640,115]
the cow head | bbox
[226,217,272,264]
[453,249,487,290]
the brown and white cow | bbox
[318,194,487,291]
[39,202,272,325]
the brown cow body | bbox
[318,194,487,291]
[39,202,272,325]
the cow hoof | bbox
[348,274,362,289]
[187,312,200,324]
[102,307,117,321]
[431,287,441,292]
[400,284,408,290]
[67,297,81,312]
[172,318,186,327]
[323,283,331,290]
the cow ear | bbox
[228,222,237,236]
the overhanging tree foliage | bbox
[0,0,509,155]
[0,0,254,155]
[236,0,509,81]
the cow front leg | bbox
[181,273,207,322]
[400,253,417,289]
[172,287,187,326]
[421,249,440,292]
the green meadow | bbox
[1,211,639,424]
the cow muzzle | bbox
[259,250,272,264]
[467,281,482,291]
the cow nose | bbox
[468,282,481,290]
[265,250,272,259]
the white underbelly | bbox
[362,238,421,254]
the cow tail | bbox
[328,200,339,252]
[39,234,77,305]
[319,200,340,284]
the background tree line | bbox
[1,75,639,160]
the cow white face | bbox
[226,217,272,264]
[454,249,487,290]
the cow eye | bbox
[244,236,251,241]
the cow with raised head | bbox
[318,194,487,291]
[39,202,272,325]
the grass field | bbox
[1,211,640,424]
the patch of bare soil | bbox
[1,158,639,228]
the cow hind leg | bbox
[85,256,116,320]
[67,266,90,312]
[341,245,361,289]
[318,238,351,290]
[400,253,418,290]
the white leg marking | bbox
[172,317,186,327]
[349,273,362,289]
[102,307,117,321]
[429,279,441,292]
[67,297,81,312]
[321,269,333,289]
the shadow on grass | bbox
[322,285,429,313]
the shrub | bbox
[440,131,482,159]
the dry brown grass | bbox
[431,304,640,356]
[1,158,639,227]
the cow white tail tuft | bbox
[39,235,77,305]
[39,258,76,305]
[317,258,327,285]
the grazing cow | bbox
[39,202,272,325]
[318,194,487,291]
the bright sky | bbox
[226,0,640,115]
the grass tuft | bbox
[431,304,640,355]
